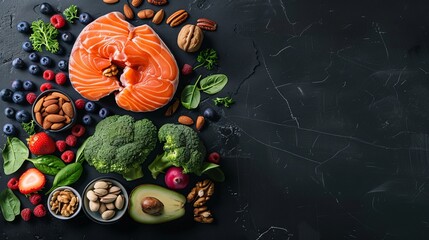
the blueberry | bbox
[11,79,23,91]
[203,107,218,121]
[98,108,110,119]
[79,12,93,25]
[28,64,41,75]
[82,114,93,125]
[22,41,33,52]
[54,45,65,56]
[12,91,25,104]
[0,89,13,102]
[23,80,35,91]
[58,60,68,71]
[12,58,26,69]
[40,2,54,15]
[61,32,74,43]
[15,110,31,123]
[17,21,30,34]
[3,123,17,136]
[84,101,97,113]
[4,107,16,119]
[28,52,40,62]
[40,56,52,67]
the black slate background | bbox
[1,0,429,239]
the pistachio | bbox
[93,188,109,197]
[109,186,121,195]
[100,194,118,203]
[115,195,125,210]
[106,203,116,210]
[89,200,100,212]
[94,181,109,189]
[99,203,107,214]
[86,190,98,202]
[101,210,116,220]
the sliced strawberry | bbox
[18,168,46,195]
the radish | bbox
[164,167,189,190]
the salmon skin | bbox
[69,12,179,112]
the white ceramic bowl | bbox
[47,186,82,220]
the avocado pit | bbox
[141,196,164,216]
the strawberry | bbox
[18,168,46,195]
[27,132,56,155]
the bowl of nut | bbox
[47,186,82,220]
[82,177,128,224]
[32,89,76,132]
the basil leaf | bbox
[0,189,21,221]
[181,85,201,109]
[199,74,228,94]
[28,155,66,175]
[46,162,83,194]
[2,137,29,175]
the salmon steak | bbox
[69,12,179,112]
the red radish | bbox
[164,167,189,190]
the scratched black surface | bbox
[1,0,429,239]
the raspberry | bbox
[71,124,86,137]
[40,83,53,92]
[42,69,55,81]
[207,152,220,164]
[21,208,32,221]
[26,92,37,105]
[33,204,46,218]
[181,64,193,76]
[56,140,67,152]
[29,193,42,205]
[61,150,75,163]
[7,177,19,190]
[50,14,66,29]
[55,72,67,85]
[74,99,85,110]
[65,134,77,147]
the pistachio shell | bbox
[93,188,109,197]
[86,190,98,202]
[98,203,107,214]
[100,194,118,203]
[94,181,109,189]
[89,200,100,212]
[109,186,121,195]
[101,210,116,220]
[115,195,125,210]
[106,203,115,210]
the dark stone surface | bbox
[1,0,429,239]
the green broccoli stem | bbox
[122,167,144,181]
[148,154,173,179]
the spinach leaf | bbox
[2,137,29,175]
[28,155,65,175]
[0,189,21,221]
[199,74,228,94]
[201,162,225,182]
[75,138,88,164]
[181,75,202,110]
[46,162,83,194]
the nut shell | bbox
[177,24,204,53]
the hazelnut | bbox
[177,24,204,53]
[141,197,164,216]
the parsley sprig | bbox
[29,20,59,54]
[213,97,234,108]
[194,48,218,70]
[63,5,79,23]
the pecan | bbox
[147,0,168,6]
[166,10,188,27]
[164,98,180,117]
[196,18,217,31]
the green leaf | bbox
[28,155,66,175]
[200,162,225,182]
[46,162,83,194]
[122,168,144,181]
[63,5,79,23]
[181,85,201,109]
[29,20,59,54]
[0,189,21,221]
[213,97,235,108]
[21,120,36,136]
[76,138,88,164]
[2,137,29,175]
[199,74,228,94]
[194,48,218,70]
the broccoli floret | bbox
[81,115,157,181]
[148,124,223,180]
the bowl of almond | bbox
[31,89,76,132]
[47,186,82,220]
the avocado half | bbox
[129,184,186,224]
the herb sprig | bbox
[213,97,234,108]
[194,48,218,70]
[29,20,59,54]
[63,5,79,23]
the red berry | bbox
[208,152,220,164]
[50,14,66,29]
[74,99,85,110]
[26,92,37,105]
[55,140,67,152]
[33,204,46,218]
[71,124,86,137]
[42,69,55,81]
[181,64,193,76]
[65,134,77,147]
[40,83,53,92]
[7,177,19,190]
[29,193,42,205]
[61,150,75,163]
[55,72,67,85]
[21,208,32,222]
[28,132,56,155]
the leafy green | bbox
[213,97,234,107]
[63,5,79,23]
[46,162,83,194]
[199,74,228,94]
[194,48,218,70]
[181,75,202,110]
[28,155,66,175]
[0,189,21,222]
[21,120,36,136]
[29,20,60,54]
[2,137,29,175]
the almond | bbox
[178,115,193,125]
[164,98,180,117]
[137,9,155,19]
[123,3,134,19]
[45,114,66,123]
[195,115,205,131]
[131,0,143,7]
[152,9,164,24]
[103,0,119,4]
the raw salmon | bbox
[69,12,179,112]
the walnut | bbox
[194,206,214,224]
[187,180,215,223]
[177,24,204,53]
